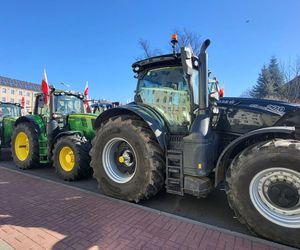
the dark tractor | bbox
[90,37,300,247]
[0,102,22,157]
[12,88,97,181]
[91,101,120,114]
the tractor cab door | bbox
[34,95,50,126]
[136,67,192,134]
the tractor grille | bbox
[168,135,184,150]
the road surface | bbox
[0,149,250,236]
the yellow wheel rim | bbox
[59,146,75,172]
[15,132,30,161]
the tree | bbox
[173,28,202,55]
[137,39,161,60]
[281,57,300,103]
[268,57,285,96]
[251,65,275,99]
[137,28,202,59]
[250,57,285,100]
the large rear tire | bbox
[90,115,165,202]
[12,122,40,169]
[226,139,300,248]
[52,135,92,181]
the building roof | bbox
[0,75,40,92]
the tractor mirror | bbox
[181,47,193,76]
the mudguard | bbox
[14,115,46,135]
[93,103,168,149]
[214,126,296,187]
[53,131,82,143]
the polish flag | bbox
[84,81,89,97]
[41,69,49,105]
[84,81,91,113]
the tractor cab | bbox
[34,90,85,118]
[0,102,22,121]
[53,91,85,116]
[0,102,22,148]
[133,53,200,134]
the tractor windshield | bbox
[0,104,21,119]
[54,95,84,115]
[137,66,192,134]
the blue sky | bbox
[0,0,299,102]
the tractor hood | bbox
[214,97,300,135]
[67,113,97,141]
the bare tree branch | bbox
[281,57,300,103]
[173,28,202,55]
[137,39,161,60]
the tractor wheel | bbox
[52,135,92,181]
[12,122,40,169]
[90,115,165,202]
[226,139,300,248]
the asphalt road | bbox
[0,149,250,236]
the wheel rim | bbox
[59,146,75,172]
[15,132,30,161]
[102,137,137,184]
[249,167,300,228]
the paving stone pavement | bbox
[0,167,293,250]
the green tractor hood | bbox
[67,113,97,141]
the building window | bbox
[26,92,30,97]
[19,90,22,95]
[2,97,6,102]
[2,88,6,94]
[10,98,14,103]
[18,99,22,104]
[26,100,30,105]
[11,89,15,94]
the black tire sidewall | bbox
[94,122,153,201]
[229,148,300,246]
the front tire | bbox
[52,135,92,181]
[226,139,300,248]
[12,123,40,169]
[90,116,165,202]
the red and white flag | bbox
[41,69,49,105]
[84,81,91,113]
[84,81,89,97]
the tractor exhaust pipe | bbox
[198,39,210,114]
[183,39,215,195]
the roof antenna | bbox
[171,34,178,56]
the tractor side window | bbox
[137,67,191,134]
[36,96,49,116]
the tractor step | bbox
[166,150,184,196]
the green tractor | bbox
[0,102,22,156]
[12,88,97,180]
[90,38,300,247]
